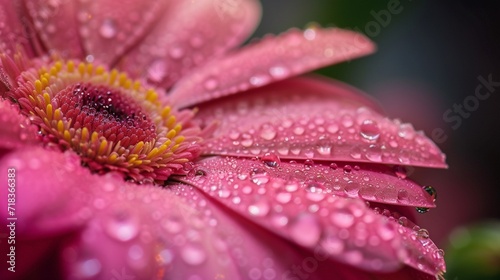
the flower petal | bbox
[118,0,261,88]
[0,99,38,151]
[195,78,447,168]
[0,0,44,57]
[178,156,446,275]
[0,148,91,236]
[24,0,85,58]
[169,27,375,108]
[75,0,169,65]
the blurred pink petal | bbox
[0,99,37,151]
[24,0,84,58]
[194,77,447,168]
[169,27,375,108]
[118,0,261,88]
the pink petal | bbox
[0,148,91,236]
[194,77,447,168]
[177,156,446,275]
[118,0,261,88]
[169,27,375,108]
[24,0,85,58]
[75,0,169,65]
[0,99,38,151]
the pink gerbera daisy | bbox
[0,1,446,279]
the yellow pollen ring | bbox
[13,59,198,183]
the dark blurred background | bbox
[255,1,500,278]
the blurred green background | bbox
[255,1,500,279]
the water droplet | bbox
[99,19,117,39]
[330,209,354,228]
[398,123,415,140]
[169,45,185,59]
[304,159,314,169]
[360,119,380,141]
[327,123,339,134]
[249,74,271,86]
[105,212,139,242]
[260,126,277,140]
[181,244,206,266]
[147,60,167,83]
[271,213,289,227]
[157,249,174,265]
[397,189,409,203]
[261,152,280,168]
[416,228,430,246]
[321,235,344,255]
[218,189,231,198]
[366,145,382,162]
[433,249,445,259]
[74,258,101,278]
[377,222,396,240]
[393,166,407,179]
[293,126,305,135]
[275,191,292,204]
[248,200,270,217]
[422,185,437,201]
[303,28,317,40]
[316,136,332,155]
[290,214,321,247]
[343,181,359,197]
[343,165,353,173]
[269,65,290,78]
[285,182,299,192]
[341,115,354,127]
[398,216,408,226]
[203,77,219,91]
[128,244,144,261]
[305,182,326,201]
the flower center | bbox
[8,60,202,184]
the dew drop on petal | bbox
[360,119,380,141]
[289,214,321,247]
[249,74,271,86]
[416,228,431,246]
[330,209,355,228]
[248,200,270,217]
[203,77,219,91]
[261,152,280,168]
[275,191,292,204]
[397,189,409,203]
[321,235,345,255]
[422,185,437,201]
[99,18,117,39]
[181,244,206,266]
[104,212,139,242]
[74,258,101,278]
[269,65,290,78]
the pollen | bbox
[8,59,203,184]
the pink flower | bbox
[0,1,447,279]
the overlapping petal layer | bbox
[194,78,447,168]
[0,99,38,151]
[178,156,446,275]
[169,27,375,108]
[118,0,261,89]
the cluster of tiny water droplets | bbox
[180,156,446,274]
[198,92,446,169]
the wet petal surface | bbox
[178,156,446,275]
[170,27,375,108]
[195,78,447,168]
[0,99,38,151]
[119,0,261,89]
